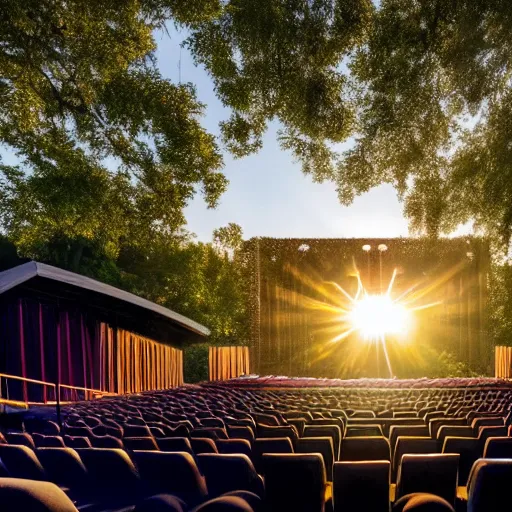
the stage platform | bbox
[208,375,512,390]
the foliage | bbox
[184,1,512,246]
[0,0,227,270]
[488,261,512,349]
[183,344,210,383]
[344,1,512,241]
[186,0,373,169]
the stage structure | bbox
[244,238,490,379]
[0,261,209,403]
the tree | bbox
[344,0,512,241]
[187,1,512,246]
[0,0,227,269]
[187,0,373,170]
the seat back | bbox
[0,477,78,512]
[345,424,383,437]
[0,445,46,481]
[123,436,159,451]
[393,437,438,481]
[77,448,141,500]
[191,438,219,455]
[32,434,65,448]
[133,450,207,506]
[90,435,124,449]
[389,426,430,455]
[437,426,474,445]
[340,437,391,462]
[197,453,264,499]
[396,454,459,505]
[303,425,342,460]
[36,447,88,491]
[64,436,92,449]
[227,426,255,444]
[262,453,326,512]
[216,439,252,458]
[157,437,193,453]
[333,460,390,512]
[442,437,480,486]
[295,437,334,480]
[483,437,512,459]
[467,458,512,512]
[253,437,294,472]
[5,432,36,450]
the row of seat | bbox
[3,381,512,511]
[2,441,512,511]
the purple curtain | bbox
[0,298,102,403]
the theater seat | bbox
[227,426,255,444]
[5,432,36,450]
[124,436,160,451]
[89,434,124,449]
[192,428,229,440]
[197,453,264,498]
[340,436,391,462]
[253,437,294,473]
[133,450,208,506]
[467,458,512,512]
[77,447,142,505]
[333,460,390,512]
[393,437,438,481]
[190,496,253,512]
[442,437,480,485]
[0,444,46,480]
[64,435,92,449]
[295,437,334,480]
[393,493,455,512]
[389,426,430,456]
[396,454,459,506]
[32,434,66,448]
[483,436,512,458]
[0,478,79,512]
[157,437,194,454]
[191,438,219,455]
[303,425,342,460]
[345,424,383,437]
[133,494,186,512]
[262,453,327,512]
[36,447,89,497]
[216,439,252,458]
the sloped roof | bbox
[0,261,210,337]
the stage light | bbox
[349,294,410,340]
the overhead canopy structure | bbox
[0,261,209,345]
[0,262,210,401]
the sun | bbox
[348,294,411,340]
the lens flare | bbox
[348,294,410,340]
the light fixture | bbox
[378,244,388,252]
[362,244,371,252]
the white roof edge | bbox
[0,261,210,337]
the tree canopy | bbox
[4,0,512,359]
[0,0,227,267]
[186,0,512,244]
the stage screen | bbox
[243,238,489,379]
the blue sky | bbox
[155,29,410,242]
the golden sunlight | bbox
[348,294,410,341]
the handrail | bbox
[0,373,56,388]
[0,373,115,405]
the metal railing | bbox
[0,373,116,406]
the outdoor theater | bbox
[4,1,512,510]
[1,238,511,512]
